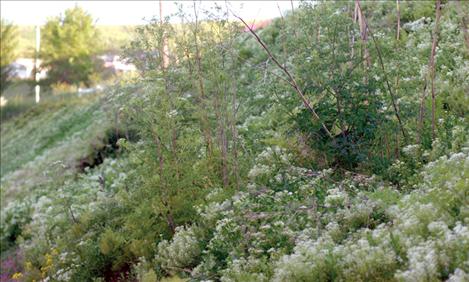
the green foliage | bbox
[154,148,469,282]
[0,93,111,252]
[0,19,18,94]
[156,225,204,274]
[95,25,136,53]
[1,1,469,281]
[286,3,383,169]
[41,6,101,87]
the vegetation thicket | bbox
[1,1,468,281]
[41,6,102,88]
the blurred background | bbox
[0,1,298,120]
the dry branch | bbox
[355,1,407,139]
[233,13,333,138]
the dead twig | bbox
[232,12,333,138]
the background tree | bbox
[0,19,18,95]
[41,6,101,87]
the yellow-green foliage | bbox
[99,229,125,255]
[2,1,469,281]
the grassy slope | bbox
[0,93,111,205]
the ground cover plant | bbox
[1,1,468,281]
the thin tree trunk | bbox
[430,0,442,140]
[384,134,391,159]
[159,3,179,178]
[395,0,402,155]
[155,135,164,177]
[159,0,169,68]
[68,206,78,224]
[416,0,441,142]
[356,0,371,70]
[417,82,428,144]
[221,80,229,190]
[396,0,401,41]
[351,2,358,60]
[395,131,400,159]
[355,1,407,139]
[155,133,176,235]
[230,77,240,189]
[227,25,240,190]
[164,202,176,234]
[220,124,229,188]
[277,3,288,60]
[290,0,298,41]
[214,86,229,188]
[456,0,469,52]
[193,2,213,155]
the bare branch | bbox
[355,1,407,139]
[232,12,333,138]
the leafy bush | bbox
[156,226,203,275]
[41,6,101,87]
[2,1,469,281]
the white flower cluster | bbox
[447,269,469,282]
[272,150,469,281]
[450,125,468,152]
[340,237,397,281]
[247,147,294,181]
[0,199,32,243]
[403,17,429,32]
[248,164,271,179]
[395,241,438,281]
[402,144,422,159]
[273,236,336,282]
[257,146,291,164]
[220,257,269,282]
[324,188,348,208]
[155,225,202,272]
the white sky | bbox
[1,1,300,26]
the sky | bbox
[1,1,299,26]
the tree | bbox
[0,19,18,94]
[41,6,100,87]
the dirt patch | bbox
[77,128,137,172]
